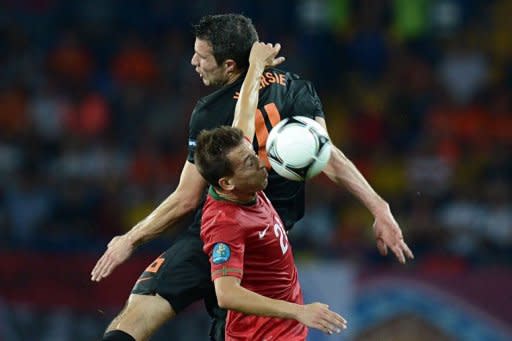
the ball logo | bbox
[212,243,231,264]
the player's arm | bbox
[214,276,347,335]
[91,161,207,282]
[232,42,284,141]
[316,117,414,264]
[127,161,206,243]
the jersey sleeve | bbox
[187,104,203,164]
[201,210,245,281]
[187,138,197,164]
[290,81,325,119]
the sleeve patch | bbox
[212,243,231,264]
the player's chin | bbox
[252,178,267,192]
[260,177,268,190]
[262,171,269,188]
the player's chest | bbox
[243,212,290,258]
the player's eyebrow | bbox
[243,154,253,166]
[195,50,207,58]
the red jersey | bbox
[201,187,307,341]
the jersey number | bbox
[255,102,281,168]
[273,222,289,255]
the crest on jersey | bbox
[212,243,230,264]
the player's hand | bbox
[373,204,414,264]
[90,234,135,282]
[249,41,285,69]
[296,302,347,335]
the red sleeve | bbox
[201,210,245,281]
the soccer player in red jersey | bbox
[195,42,347,340]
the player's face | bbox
[226,140,268,194]
[191,38,229,86]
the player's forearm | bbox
[126,191,197,246]
[232,62,264,140]
[323,146,388,216]
[216,282,302,320]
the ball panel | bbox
[306,142,332,179]
[268,156,305,181]
[274,124,317,167]
[265,116,331,181]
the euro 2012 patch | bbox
[212,243,230,264]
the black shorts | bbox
[131,230,226,340]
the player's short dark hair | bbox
[195,126,244,188]
[193,14,259,70]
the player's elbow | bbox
[215,287,236,309]
[214,276,242,309]
[216,296,230,309]
[323,147,348,176]
[180,198,199,215]
[175,190,201,215]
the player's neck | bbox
[225,70,244,85]
[211,187,257,205]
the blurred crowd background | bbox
[1,0,511,340]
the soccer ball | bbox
[266,116,332,181]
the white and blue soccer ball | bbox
[266,116,332,181]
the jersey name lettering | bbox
[233,72,286,99]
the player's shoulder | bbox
[196,77,243,109]
[264,67,316,96]
[203,197,241,225]
[201,200,244,241]
[267,67,311,83]
[190,81,242,128]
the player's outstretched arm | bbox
[91,161,207,282]
[214,276,347,335]
[232,42,284,141]
[316,117,414,264]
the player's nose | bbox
[258,158,266,169]
[191,53,198,66]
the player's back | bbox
[188,68,325,231]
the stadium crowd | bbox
[1,0,511,267]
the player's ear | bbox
[218,177,235,191]
[224,59,237,74]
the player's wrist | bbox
[124,231,140,248]
[248,62,265,75]
[370,198,389,217]
[288,303,304,321]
